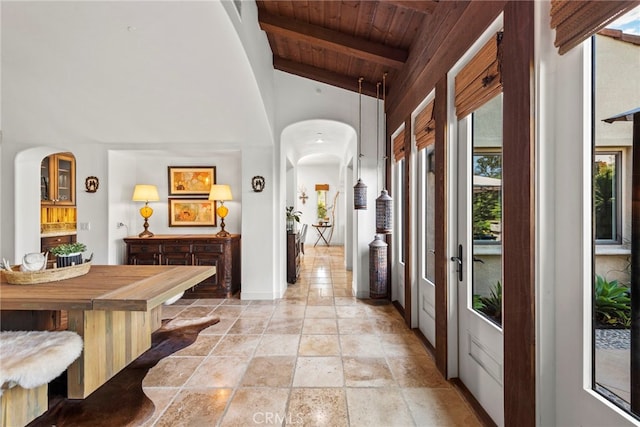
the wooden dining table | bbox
[0,265,215,399]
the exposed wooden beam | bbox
[502,2,536,425]
[382,0,438,14]
[259,10,408,69]
[274,57,379,97]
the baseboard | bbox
[450,378,497,427]
[392,300,405,318]
[412,328,436,360]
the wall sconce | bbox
[132,184,160,238]
[209,184,233,237]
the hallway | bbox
[143,246,481,426]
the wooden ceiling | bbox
[256,0,439,98]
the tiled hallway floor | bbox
[144,245,481,426]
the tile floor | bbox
[143,245,481,426]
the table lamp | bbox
[132,184,160,237]
[208,184,233,237]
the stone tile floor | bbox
[143,245,481,426]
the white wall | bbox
[241,146,280,299]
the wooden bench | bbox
[0,330,83,426]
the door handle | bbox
[450,244,463,281]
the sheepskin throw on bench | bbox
[0,330,83,393]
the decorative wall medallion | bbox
[252,176,265,192]
[85,176,99,193]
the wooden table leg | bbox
[66,309,153,399]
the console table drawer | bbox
[128,244,161,254]
[162,244,191,253]
[192,243,224,253]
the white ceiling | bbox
[2,1,273,145]
[282,119,355,166]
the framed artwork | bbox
[168,198,217,227]
[168,166,216,196]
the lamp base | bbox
[139,218,154,238]
[216,216,229,237]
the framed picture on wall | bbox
[168,166,216,196]
[168,198,217,227]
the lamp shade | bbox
[208,184,233,201]
[132,185,159,202]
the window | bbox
[471,94,503,326]
[397,158,405,263]
[594,152,621,243]
[423,149,436,283]
[592,16,637,416]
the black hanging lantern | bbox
[369,234,388,299]
[374,75,392,230]
[376,189,392,233]
[354,77,368,210]
[354,178,368,210]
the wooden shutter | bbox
[455,32,503,119]
[393,129,406,161]
[415,100,436,151]
[550,0,640,55]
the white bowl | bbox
[21,253,47,272]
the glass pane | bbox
[471,94,503,326]
[398,159,405,263]
[40,157,50,201]
[57,158,72,202]
[425,149,436,283]
[592,8,638,412]
[594,153,618,241]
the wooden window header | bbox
[415,99,436,151]
[315,184,329,191]
[393,129,406,161]
[550,0,640,55]
[455,32,503,120]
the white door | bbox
[454,95,504,425]
[418,148,436,345]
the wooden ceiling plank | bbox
[387,1,506,130]
[381,0,438,14]
[259,10,408,69]
[274,56,378,97]
[356,0,378,40]
[371,1,396,45]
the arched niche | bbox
[14,147,76,262]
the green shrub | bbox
[594,275,630,328]
[473,281,502,325]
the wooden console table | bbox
[124,234,241,298]
[0,265,215,399]
[287,231,300,284]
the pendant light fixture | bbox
[354,77,368,210]
[376,73,393,233]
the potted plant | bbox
[50,242,87,267]
[286,206,301,232]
